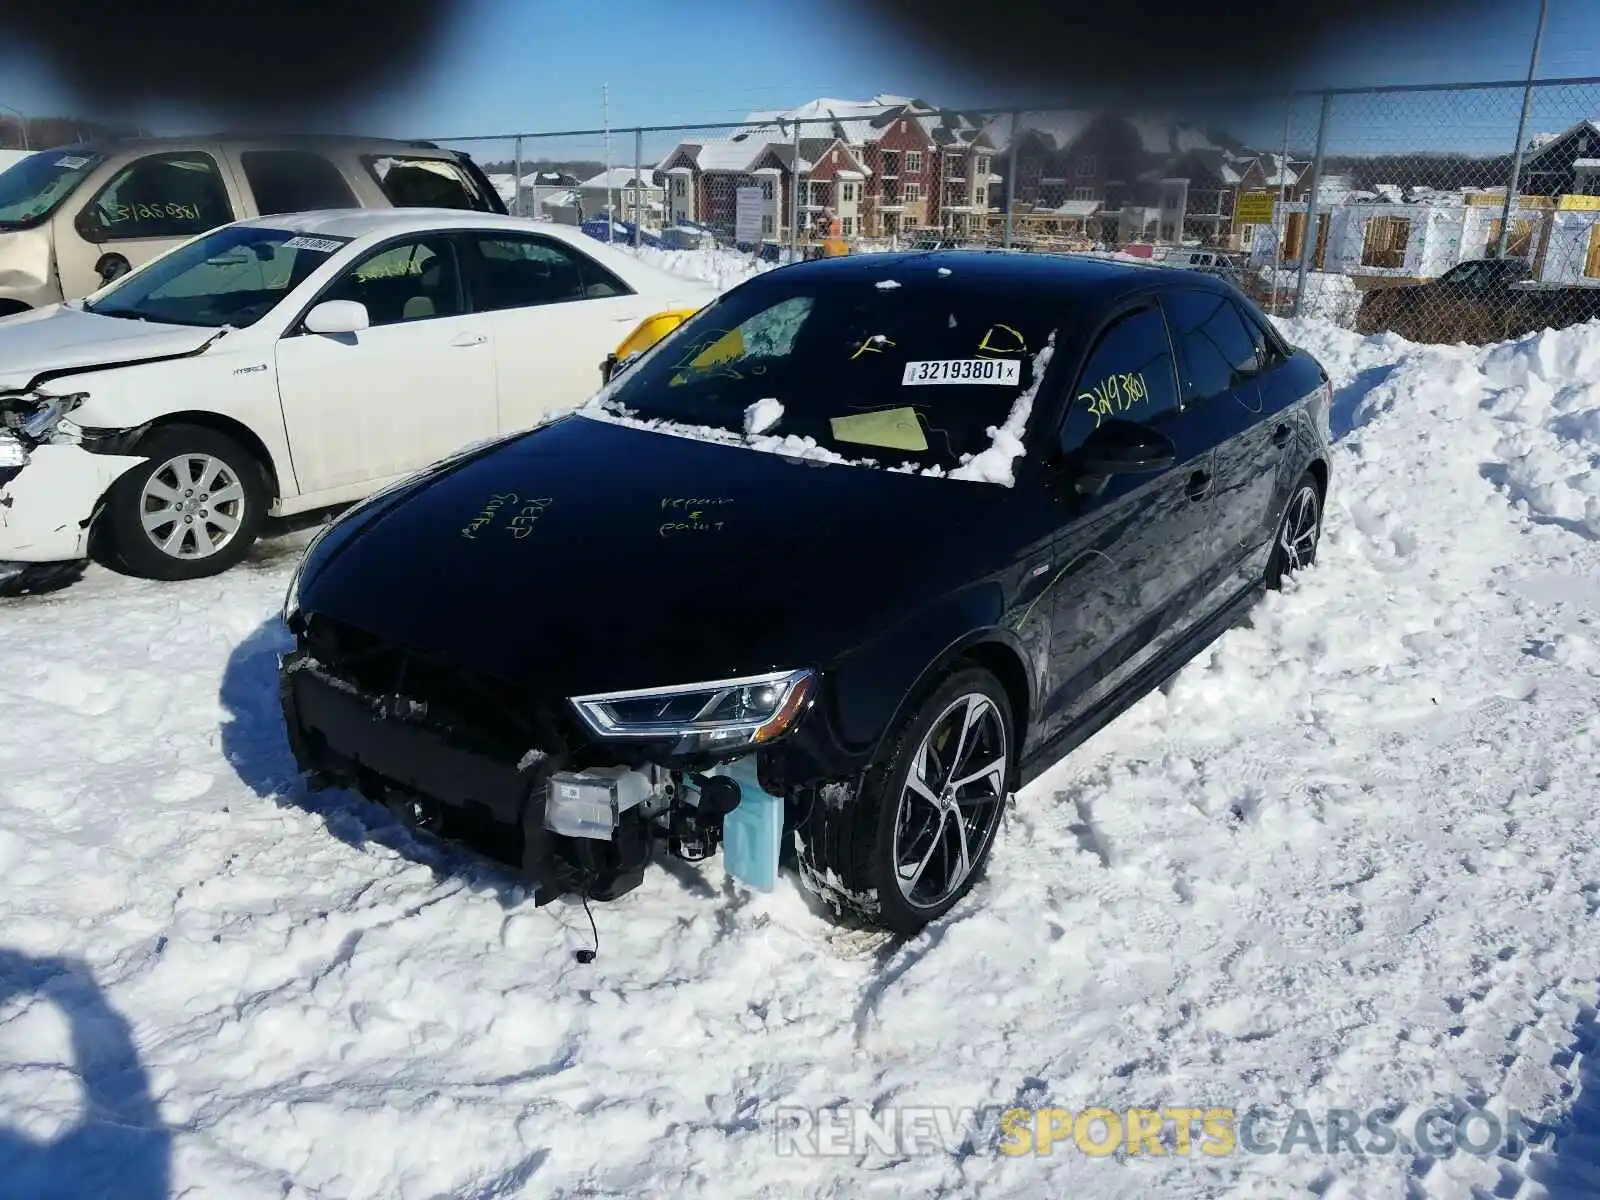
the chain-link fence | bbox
[430,76,1600,343]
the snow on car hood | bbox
[0,303,222,391]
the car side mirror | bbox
[94,253,131,286]
[1075,419,1177,476]
[304,300,370,336]
[76,207,109,245]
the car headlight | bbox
[1,391,87,444]
[0,433,27,469]
[569,668,817,755]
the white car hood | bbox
[0,304,221,392]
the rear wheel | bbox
[797,666,1014,936]
[1265,470,1323,589]
[102,424,269,581]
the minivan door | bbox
[55,147,247,299]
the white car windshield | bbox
[85,225,351,328]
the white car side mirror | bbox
[304,300,370,336]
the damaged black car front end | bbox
[279,616,819,904]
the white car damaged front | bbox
[0,382,153,586]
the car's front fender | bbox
[761,579,1034,789]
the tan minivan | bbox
[0,135,506,313]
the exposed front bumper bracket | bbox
[277,650,646,903]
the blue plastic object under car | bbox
[714,756,784,892]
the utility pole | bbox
[0,104,27,151]
[1498,0,1548,260]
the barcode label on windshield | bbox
[55,155,90,169]
[902,358,1021,386]
[283,235,345,254]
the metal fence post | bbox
[634,128,643,248]
[1268,96,1292,316]
[1293,93,1331,319]
[790,119,803,262]
[512,136,523,217]
[1498,0,1549,259]
[1003,109,1020,249]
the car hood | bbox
[0,303,221,391]
[296,412,1012,699]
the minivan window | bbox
[85,225,349,327]
[362,155,492,211]
[240,150,359,215]
[0,150,106,228]
[82,151,234,241]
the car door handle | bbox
[1186,470,1212,502]
[1271,423,1292,447]
[450,333,488,347]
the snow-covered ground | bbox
[4,247,1600,1199]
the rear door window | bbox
[469,233,633,309]
[240,150,359,215]
[1162,290,1261,405]
[362,155,493,211]
[82,151,234,240]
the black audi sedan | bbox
[278,250,1332,935]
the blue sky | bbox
[2,0,1598,159]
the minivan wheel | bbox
[797,666,1014,936]
[1265,470,1323,589]
[102,424,269,581]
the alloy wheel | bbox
[1279,483,1321,574]
[138,453,248,560]
[891,692,1009,911]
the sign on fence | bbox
[735,186,764,244]
[1234,191,1275,225]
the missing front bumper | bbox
[277,650,650,902]
[0,441,146,563]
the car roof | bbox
[760,248,1231,305]
[53,134,453,156]
[229,208,591,241]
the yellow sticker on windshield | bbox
[829,407,929,452]
[692,329,745,368]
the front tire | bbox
[102,424,269,581]
[797,666,1015,936]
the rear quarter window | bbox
[362,155,494,212]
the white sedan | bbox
[0,208,716,584]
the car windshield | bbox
[84,224,351,328]
[598,273,1061,470]
[0,150,106,228]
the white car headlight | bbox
[0,433,27,469]
[569,668,817,755]
[18,392,88,441]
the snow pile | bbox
[620,243,773,293]
[1261,269,1363,325]
[743,397,783,435]
[581,404,856,466]
[1281,316,1600,538]
[6,317,1600,1197]
[947,332,1056,486]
